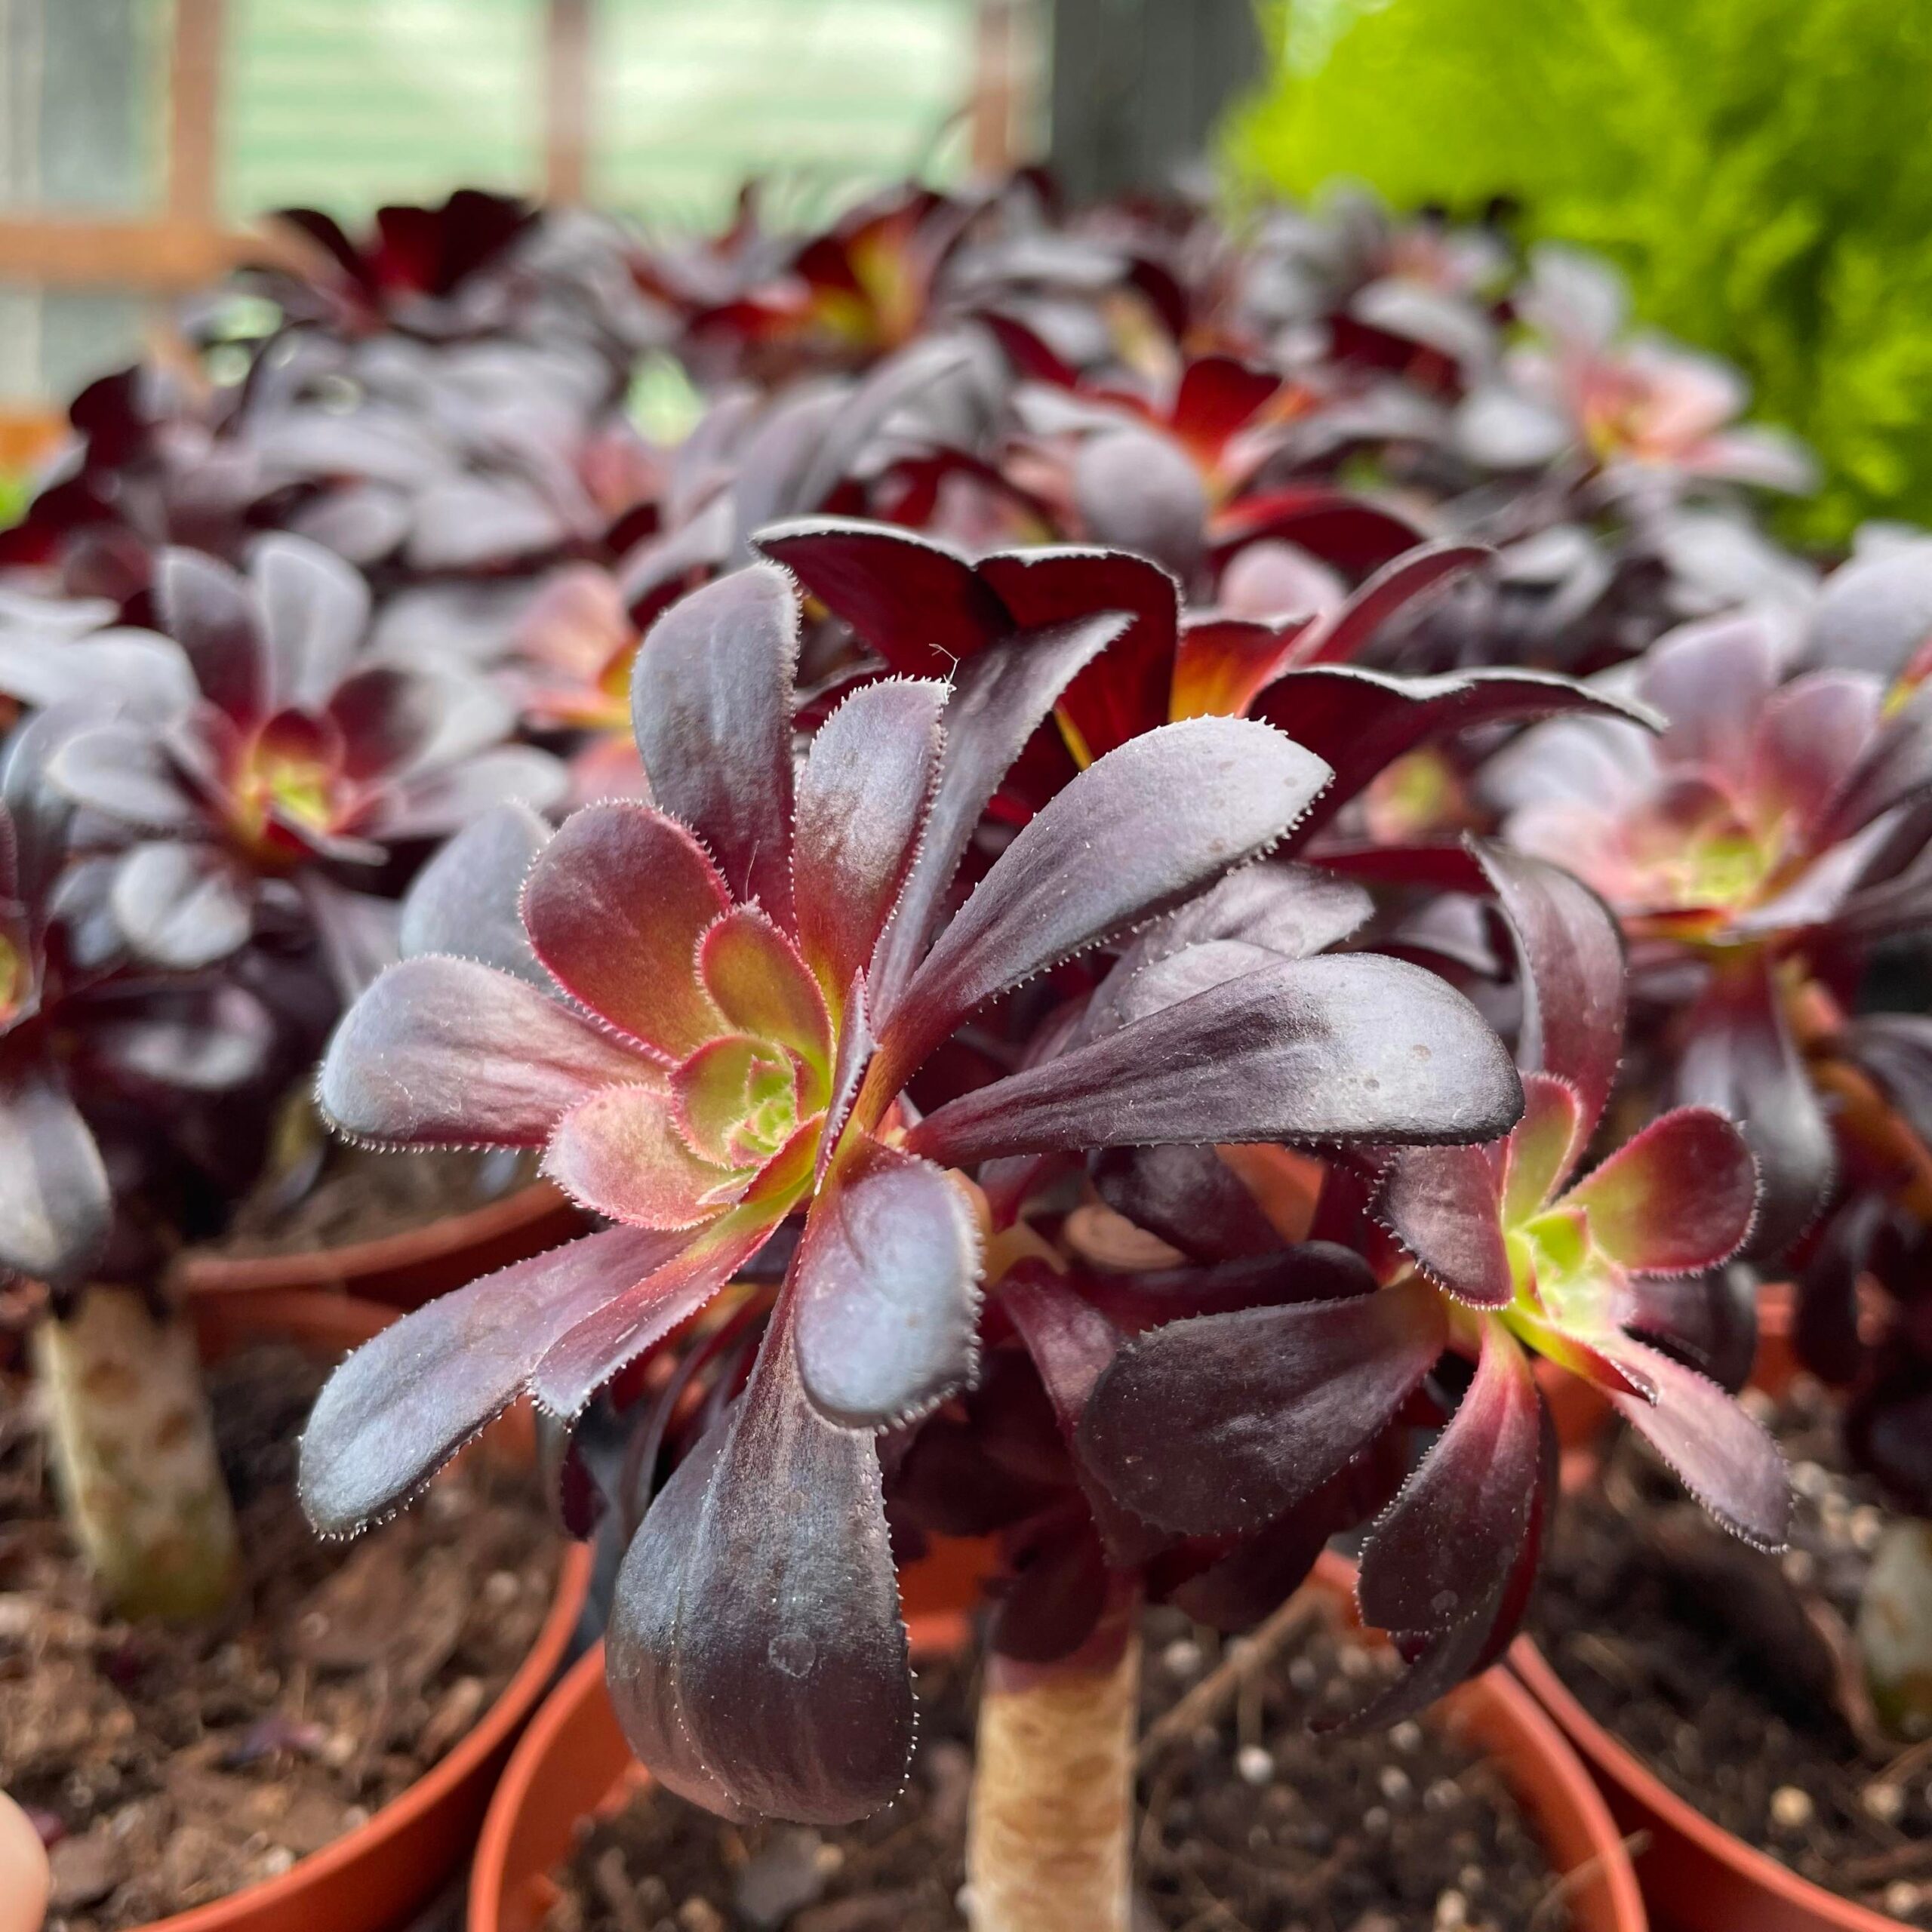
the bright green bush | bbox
[1228,0,1932,546]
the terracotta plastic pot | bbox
[177,1182,583,1310]
[1512,1638,1905,1932]
[471,1549,1644,1932]
[107,1288,595,1932]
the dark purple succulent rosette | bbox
[297,559,1525,1825]
[0,710,285,1295]
[1077,839,1786,1727]
[4,536,564,995]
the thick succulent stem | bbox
[964,1583,1140,1932]
[33,1286,238,1621]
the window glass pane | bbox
[592,0,977,230]
[223,0,545,219]
[0,0,170,213]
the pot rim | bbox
[119,1289,594,1932]
[469,1580,1645,1932]
[1511,1635,1907,1932]
[175,1181,575,1300]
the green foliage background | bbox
[1228,0,1932,546]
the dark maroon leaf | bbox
[878,718,1330,1074]
[792,1137,982,1427]
[1091,1144,1284,1263]
[1473,839,1626,1133]
[1604,1337,1791,1549]
[907,954,1522,1166]
[0,1028,109,1287]
[299,1225,693,1535]
[1072,426,1207,581]
[791,679,945,1004]
[156,546,262,721]
[631,565,798,925]
[397,802,552,986]
[1378,1143,1512,1307]
[867,615,1125,1013]
[1296,541,1491,665]
[318,954,648,1147]
[254,534,368,711]
[1078,1278,1448,1535]
[607,1287,914,1823]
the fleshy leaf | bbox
[1473,839,1625,1133]
[1501,1072,1586,1224]
[1604,1337,1791,1549]
[1561,1106,1758,1275]
[254,534,369,712]
[792,678,945,1004]
[880,717,1330,1074]
[545,1083,743,1229]
[48,724,197,831]
[1078,1277,1447,1535]
[1295,541,1491,665]
[792,1137,981,1427]
[907,954,1523,1166]
[867,615,1125,1013]
[606,1287,915,1823]
[1378,1143,1512,1306]
[521,802,731,1058]
[398,802,551,986]
[299,1225,694,1535]
[1170,616,1307,721]
[318,954,649,1147]
[0,1029,110,1287]
[1072,426,1207,580]
[157,546,262,721]
[699,906,833,1080]
[112,841,253,968]
[631,565,798,926]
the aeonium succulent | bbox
[14,535,565,990]
[297,557,1524,1827]
[1079,840,1786,1724]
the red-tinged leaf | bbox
[1072,426,1207,580]
[0,1028,109,1287]
[1502,1072,1586,1224]
[1817,685,1932,844]
[1806,539,1932,682]
[1358,1321,1544,1635]
[1294,542,1491,666]
[398,801,551,986]
[521,801,731,1059]
[318,954,651,1148]
[868,616,1125,1014]
[1379,1144,1511,1306]
[0,628,197,716]
[792,1137,981,1427]
[607,1286,914,1823]
[112,840,253,968]
[986,1521,1113,1666]
[327,665,445,781]
[1562,1106,1758,1275]
[531,1210,781,1419]
[977,546,1180,764]
[1091,1143,1285,1263]
[298,1225,695,1535]
[1640,614,1780,771]
[379,745,568,841]
[157,546,263,721]
[673,1034,789,1164]
[1473,839,1626,1134]
[880,717,1330,1075]
[1171,354,1280,454]
[1749,673,1881,838]
[47,723,198,831]
[1171,616,1307,720]
[254,534,368,712]
[792,679,945,1003]
[546,1082,744,1229]
[700,906,833,1082]
[1210,488,1426,575]
[906,954,1522,1167]
[1604,1337,1790,1549]
[978,309,1082,388]
[1077,1278,1449,1535]
[755,518,1007,674]
[631,565,798,925]
[1254,666,1657,841]
[1675,951,1832,1258]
